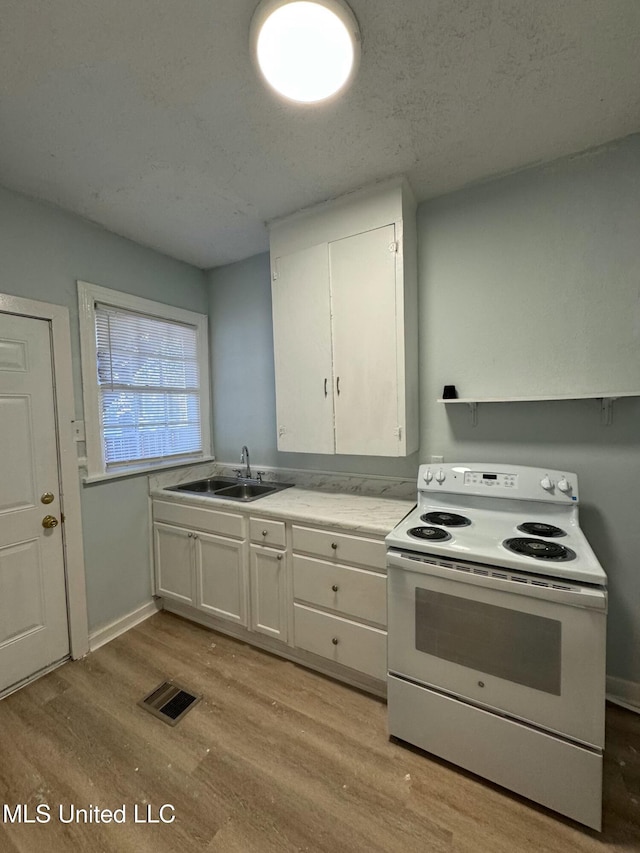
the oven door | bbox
[387,550,607,748]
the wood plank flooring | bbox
[0,611,638,852]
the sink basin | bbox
[170,477,237,494]
[215,483,278,500]
[168,478,294,502]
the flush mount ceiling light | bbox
[250,0,361,104]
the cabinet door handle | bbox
[262,530,268,537]
[331,542,338,550]
[324,378,328,398]
[331,584,339,592]
[331,637,339,645]
[277,554,283,561]
[188,532,193,538]
[336,376,340,396]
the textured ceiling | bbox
[1,0,639,268]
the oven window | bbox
[415,589,561,695]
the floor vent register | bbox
[138,680,201,726]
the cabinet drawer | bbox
[153,500,244,539]
[249,517,286,548]
[294,604,386,681]
[293,555,386,626]
[292,525,386,570]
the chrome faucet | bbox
[240,445,252,480]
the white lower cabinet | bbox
[291,524,388,682]
[153,500,246,628]
[153,498,389,692]
[154,522,195,605]
[249,545,287,641]
[197,532,246,626]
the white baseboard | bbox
[606,675,640,714]
[89,599,161,652]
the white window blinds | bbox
[95,303,203,467]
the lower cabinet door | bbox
[249,545,288,642]
[154,522,194,605]
[195,531,247,626]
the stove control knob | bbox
[540,475,554,492]
[424,469,433,484]
[557,477,572,494]
[435,469,446,484]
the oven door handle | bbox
[387,550,607,611]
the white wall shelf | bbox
[437,391,640,427]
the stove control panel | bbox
[418,464,579,503]
[463,471,518,489]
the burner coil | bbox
[517,522,566,538]
[421,511,471,527]
[504,537,575,562]
[408,526,452,542]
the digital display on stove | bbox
[464,471,518,488]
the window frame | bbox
[78,280,212,481]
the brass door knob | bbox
[42,515,59,529]
[41,492,55,505]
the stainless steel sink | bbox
[215,483,278,500]
[168,478,293,502]
[169,477,237,494]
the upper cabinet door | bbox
[271,244,335,453]
[329,224,400,456]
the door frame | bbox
[0,293,89,660]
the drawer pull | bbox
[331,542,338,550]
[331,584,339,592]
[262,529,268,536]
[188,532,193,538]
[277,554,283,561]
[331,637,339,645]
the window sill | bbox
[81,456,216,485]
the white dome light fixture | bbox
[250,0,361,104]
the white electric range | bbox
[386,463,607,831]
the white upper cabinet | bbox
[269,179,418,457]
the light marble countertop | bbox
[151,484,414,537]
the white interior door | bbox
[329,224,400,456]
[271,244,335,453]
[0,312,69,695]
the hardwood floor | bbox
[0,611,638,852]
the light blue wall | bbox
[209,253,278,468]
[207,134,640,687]
[0,185,207,632]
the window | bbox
[78,281,211,480]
